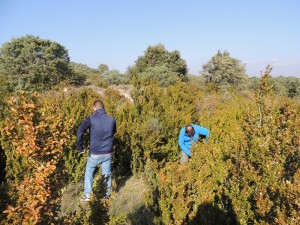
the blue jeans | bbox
[84,153,112,197]
[180,151,189,164]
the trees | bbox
[286,77,300,98]
[98,64,109,75]
[130,44,188,84]
[1,76,299,223]
[139,65,179,87]
[0,35,72,91]
[271,76,300,98]
[101,70,129,85]
[70,62,97,85]
[201,50,248,89]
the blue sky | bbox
[0,0,299,77]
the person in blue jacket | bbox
[76,100,116,202]
[178,124,210,164]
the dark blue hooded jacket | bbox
[76,109,116,155]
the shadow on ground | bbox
[127,205,154,225]
[188,201,240,225]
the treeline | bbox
[1,35,300,97]
[0,36,299,224]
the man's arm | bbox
[194,124,210,143]
[178,128,191,156]
[76,116,91,152]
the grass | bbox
[59,173,154,224]
[109,176,154,225]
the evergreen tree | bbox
[201,50,248,89]
[130,44,188,82]
[0,35,72,91]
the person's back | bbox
[88,109,116,155]
[76,100,116,201]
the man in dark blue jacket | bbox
[178,124,210,164]
[77,100,116,202]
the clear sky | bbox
[0,0,299,77]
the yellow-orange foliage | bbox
[2,91,73,224]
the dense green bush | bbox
[139,65,179,87]
[149,70,300,225]
[1,68,299,224]
[129,44,188,82]
[201,50,248,90]
[101,70,129,85]
[0,35,73,91]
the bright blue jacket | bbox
[76,109,116,154]
[178,124,210,156]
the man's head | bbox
[185,125,195,137]
[93,100,104,111]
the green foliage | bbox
[286,78,300,98]
[247,76,260,92]
[72,62,98,75]
[101,70,129,85]
[1,91,73,224]
[271,76,300,98]
[60,173,110,225]
[39,87,102,183]
[223,70,300,224]
[139,65,179,87]
[127,82,201,174]
[201,50,248,89]
[70,62,90,85]
[187,74,206,88]
[130,44,188,82]
[0,74,11,100]
[147,68,300,224]
[1,65,299,224]
[71,62,108,87]
[152,92,245,225]
[247,73,300,99]
[0,35,72,91]
[98,64,109,74]
[0,87,131,223]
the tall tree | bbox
[201,50,248,88]
[101,69,129,85]
[98,64,109,75]
[0,35,72,91]
[131,44,188,81]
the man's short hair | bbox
[93,100,104,109]
[185,125,195,136]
